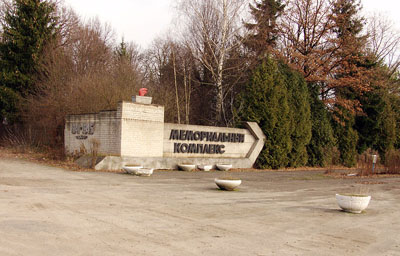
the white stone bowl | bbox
[198,164,212,171]
[178,164,196,171]
[215,178,241,191]
[216,164,232,171]
[134,168,154,177]
[336,194,371,213]
[123,165,143,174]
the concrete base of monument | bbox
[75,155,254,170]
[75,156,105,169]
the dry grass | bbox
[384,149,400,174]
[358,157,374,176]
[356,149,381,176]
[2,126,43,152]
[0,146,123,174]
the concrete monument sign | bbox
[65,96,265,170]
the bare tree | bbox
[279,0,334,85]
[176,0,249,125]
[22,7,141,146]
[279,0,373,118]
[143,37,197,124]
[70,17,115,75]
[366,13,400,76]
[114,39,145,90]
[143,38,180,122]
[171,44,181,124]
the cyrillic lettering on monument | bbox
[169,129,243,155]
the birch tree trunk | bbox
[172,48,181,124]
[177,0,248,126]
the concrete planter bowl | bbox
[216,164,232,171]
[123,165,143,174]
[198,164,212,171]
[123,165,153,177]
[214,178,241,191]
[178,163,196,171]
[134,168,154,177]
[335,194,371,213]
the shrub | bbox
[384,149,400,174]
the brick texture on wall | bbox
[119,101,164,157]
[65,101,164,158]
[64,110,121,156]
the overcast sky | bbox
[63,0,400,48]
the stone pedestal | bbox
[119,101,164,158]
[65,101,164,158]
[132,96,152,105]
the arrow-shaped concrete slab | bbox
[245,122,266,166]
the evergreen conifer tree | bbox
[280,63,312,167]
[355,87,396,162]
[0,86,19,123]
[330,0,367,166]
[244,0,285,56]
[236,57,291,169]
[333,110,358,167]
[391,92,400,150]
[0,0,58,122]
[115,38,130,62]
[306,85,336,167]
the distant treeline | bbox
[0,0,399,168]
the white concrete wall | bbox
[119,101,164,121]
[64,110,121,156]
[119,102,164,157]
[66,101,260,163]
[163,123,255,158]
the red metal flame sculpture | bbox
[139,88,148,96]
